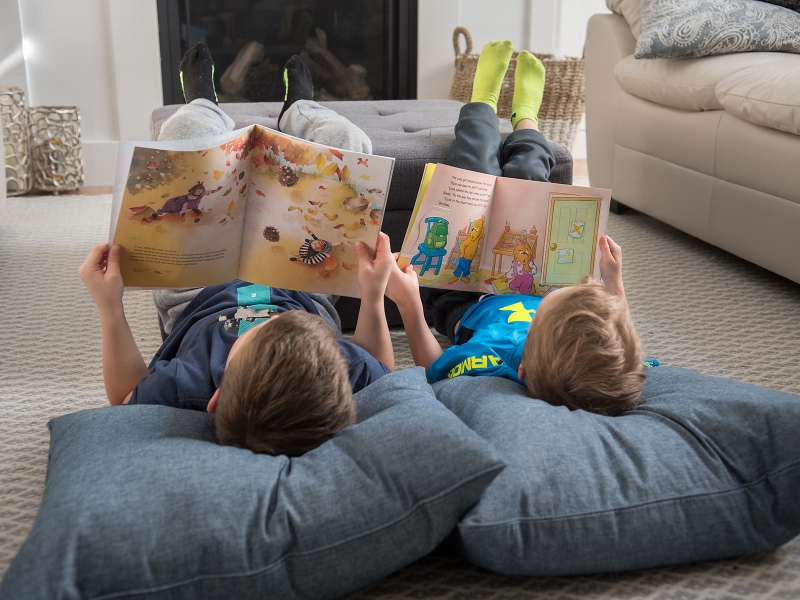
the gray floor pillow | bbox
[0,369,505,600]
[433,367,800,576]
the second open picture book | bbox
[398,163,611,296]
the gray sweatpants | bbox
[152,98,372,335]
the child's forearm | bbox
[99,306,150,405]
[604,275,626,299]
[397,302,444,370]
[353,300,395,371]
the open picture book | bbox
[398,163,611,296]
[109,125,394,297]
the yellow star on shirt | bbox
[499,301,536,323]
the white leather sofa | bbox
[585,6,800,284]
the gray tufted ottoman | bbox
[150,100,573,328]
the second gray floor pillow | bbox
[434,367,800,576]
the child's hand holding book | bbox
[598,235,625,298]
[386,252,422,315]
[78,243,124,315]
[354,232,394,305]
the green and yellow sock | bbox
[470,40,513,112]
[278,55,314,130]
[511,51,546,128]
[179,42,218,104]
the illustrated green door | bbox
[541,197,600,285]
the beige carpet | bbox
[1,195,799,597]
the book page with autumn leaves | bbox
[236,125,393,297]
[110,125,394,296]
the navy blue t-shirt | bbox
[129,281,390,410]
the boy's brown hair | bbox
[215,310,355,456]
[522,278,645,416]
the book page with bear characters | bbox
[399,163,611,295]
[235,126,394,298]
[398,163,498,293]
[488,177,610,295]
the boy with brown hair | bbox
[79,231,395,457]
[212,311,355,456]
[386,41,646,416]
[78,46,396,456]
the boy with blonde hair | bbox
[386,41,646,416]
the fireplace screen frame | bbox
[156,0,417,106]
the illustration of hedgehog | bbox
[263,225,280,242]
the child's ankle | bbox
[513,118,538,131]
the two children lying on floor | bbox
[78,42,645,458]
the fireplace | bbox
[157,0,417,106]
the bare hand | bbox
[78,242,124,313]
[355,232,394,305]
[386,252,422,313]
[598,235,624,296]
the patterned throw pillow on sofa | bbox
[636,0,800,59]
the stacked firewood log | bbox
[219,28,370,103]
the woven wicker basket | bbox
[448,27,586,149]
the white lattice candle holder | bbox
[1,87,32,197]
[28,106,84,193]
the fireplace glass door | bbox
[158,0,417,105]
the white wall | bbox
[1,0,27,207]
[558,0,612,57]
[107,2,164,142]
[0,0,28,94]
[1,0,163,187]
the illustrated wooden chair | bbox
[411,217,449,276]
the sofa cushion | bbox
[614,53,797,111]
[433,367,800,576]
[715,59,800,135]
[0,368,506,600]
[606,0,642,38]
[636,0,800,60]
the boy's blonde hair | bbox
[215,310,355,456]
[523,278,645,416]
